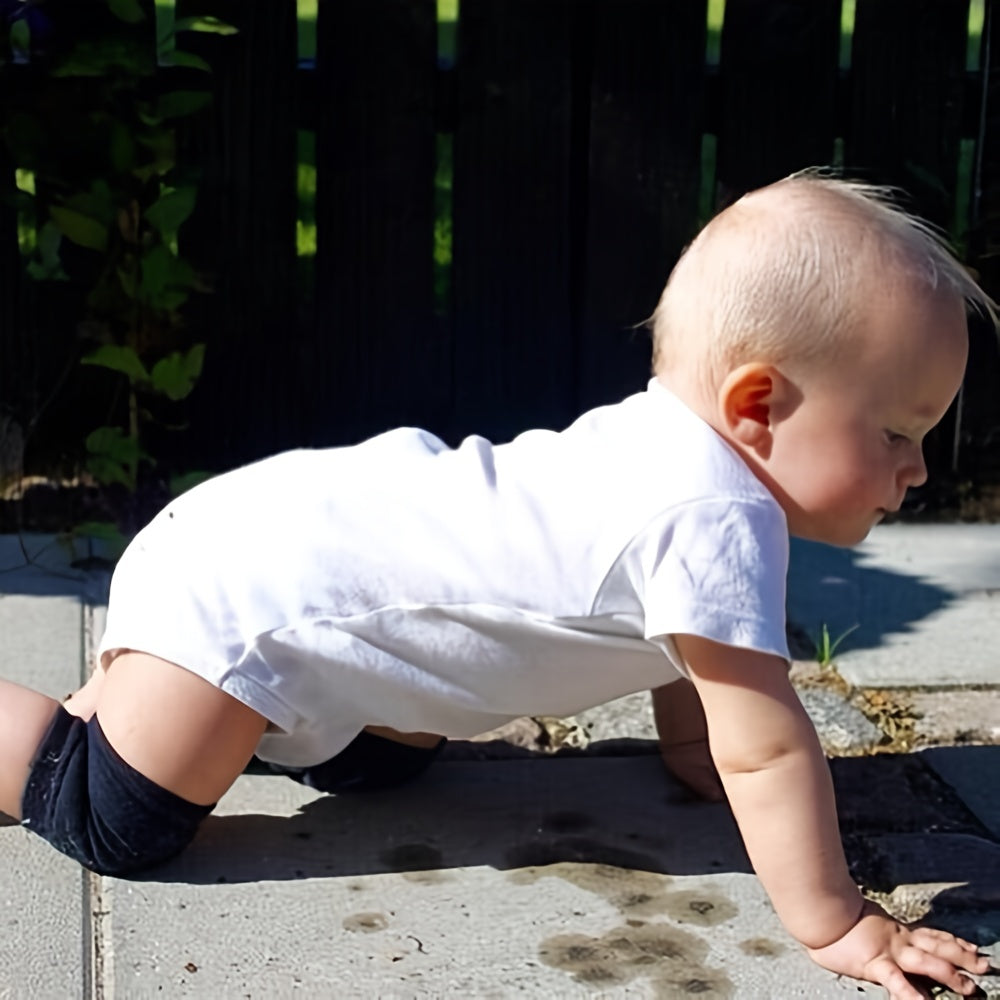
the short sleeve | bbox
[638,497,790,661]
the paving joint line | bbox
[81,581,113,1000]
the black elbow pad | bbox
[21,707,213,877]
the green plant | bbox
[813,623,858,670]
[2,1,234,499]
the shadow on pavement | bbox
[126,746,999,903]
[788,538,953,655]
[138,753,754,885]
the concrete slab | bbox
[910,688,1000,746]
[103,758,882,998]
[0,831,89,1000]
[0,540,91,998]
[788,525,1000,687]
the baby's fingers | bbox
[909,928,992,975]
[894,946,980,996]
[867,956,934,1000]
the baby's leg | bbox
[274,726,447,794]
[0,679,63,820]
[15,652,267,875]
[95,652,267,806]
[62,664,106,721]
[1,661,112,818]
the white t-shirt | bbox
[99,380,790,766]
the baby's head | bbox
[652,172,995,545]
[652,171,991,390]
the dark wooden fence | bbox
[3,0,1000,491]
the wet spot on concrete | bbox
[511,857,739,928]
[738,937,784,958]
[510,859,670,913]
[505,837,660,874]
[658,889,739,927]
[540,922,733,997]
[380,843,443,872]
[342,911,389,933]
[401,869,450,885]
[540,811,594,834]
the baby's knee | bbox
[20,707,213,877]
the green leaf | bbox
[73,520,127,544]
[86,455,132,489]
[109,121,136,172]
[156,91,211,119]
[174,16,238,35]
[85,426,150,489]
[151,344,205,401]
[64,182,116,227]
[107,0,146,24]
[135,129,177,178]
[116,264,138,300]
[49,206,108,252]
[86,426,151,462]
[159,50,212,72]
[144,186,196,236]
[10,19,30,56]
[26,222,68,282]
[81,345,150,385]
[169,469,214,497]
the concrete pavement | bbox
[1,526,998,999]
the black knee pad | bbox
[21,706,213,877]
[270,730,446,794]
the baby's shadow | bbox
[140,747,754,885]
[787,538,953,654]
[138,742,1000,952]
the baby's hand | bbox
[659,737,725,802]
[806,900,991,999]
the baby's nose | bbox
[904,447,928,488]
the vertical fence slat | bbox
[849,0,970,227]
[977,0,1000,284]
[177,0,299,467]
[314,0,439,443]
[452,0,576,440]
[960,0,1000,483]
[578,0,707,412]
[716,0,841,203]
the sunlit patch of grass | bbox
[840,0,855,69]
[15,169,36,254]
[968,0,984,70]
[706,0,724,65]
[298,0,317,62]
[297,130,316,260]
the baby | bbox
[1,172,994,998]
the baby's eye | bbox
[884,430,909,445]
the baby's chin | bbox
[792,517,880,549]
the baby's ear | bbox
[718,363,780,450]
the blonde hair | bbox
[651,170,996,382]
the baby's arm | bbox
[674,633,989,998]
[650,678,723,801]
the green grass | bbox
[706,0,724,65]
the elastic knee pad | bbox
[21,706,213,877]
[272,730,446,794]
